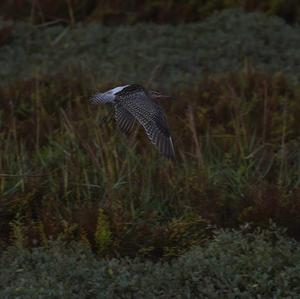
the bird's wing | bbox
[116,90,175,159]
[114,104,135,135]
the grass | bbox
[0,64,300,257]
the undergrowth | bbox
[1,225,299,298]
[0,65,300,257]
[3,0,300,24]
[2,9,300,88]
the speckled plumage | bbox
[90,84,175,159]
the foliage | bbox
[94,208,112,255]
[1,0,300,24]
[1,8,300,259]
[0,66,300,256]
[0,226,299,298]
[90,0,300,25]
[1,9,300,88]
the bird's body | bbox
[90,84,175,159]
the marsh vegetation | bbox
[0,7,300,297]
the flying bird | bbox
[89,84,175,159]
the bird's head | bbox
[149,90,172,100]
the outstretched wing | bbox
[114,104,135,135]
[116,89,175,159]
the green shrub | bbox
[1,226,299,298]
[1,9,300,89]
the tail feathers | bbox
[89,93,114,104]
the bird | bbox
[89,84,175,159]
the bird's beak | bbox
[150,91,172,100]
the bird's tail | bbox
[89,92,113,105]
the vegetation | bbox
[1,0,300,24]
[1,226,299,298]
[1,62,300,256]
[2,9,300,88]
[89,0,300,25]
[1,7,300,297]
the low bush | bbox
[1,226,299,298]
[1,9,300,89]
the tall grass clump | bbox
[0,64,299,256]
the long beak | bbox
[150,91,172,100]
